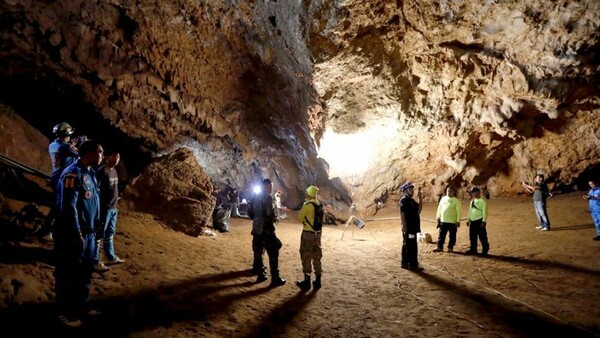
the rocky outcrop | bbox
[309,0,600,211]
[0,0,599,217]
[123,148,215,236]
[0,0,333,209]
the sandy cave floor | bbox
[1,192,600,337]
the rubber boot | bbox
[296,273,311,290]
[270,274,286,287]
[313,274,321,289]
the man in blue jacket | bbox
[54,140,103,327]
[583,179,600,241]
[37,123,79,241]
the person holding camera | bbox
[522,174,551,231]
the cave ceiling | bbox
[0,0,599,212]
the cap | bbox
[401,182,414,191]
[468,187,480,193]
[306,185,319,198]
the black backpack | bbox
[306,201,324,231]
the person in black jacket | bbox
[399,182,424,271]
[247,178,286,287]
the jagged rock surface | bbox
[122,148,215,236]
[0,0,599,216]
[0,0,331,209]
[309,0,600,212]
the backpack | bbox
[306,201,324,231]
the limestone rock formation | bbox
[310,0,600,211]
[0,0,599,217]
[123,148,215,236]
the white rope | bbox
[331,230,599,337]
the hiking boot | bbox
[296,279,311,290]
[256,274,268,283]
[465,249,477,255]
[106,256,125,265]
[448,247,454,252]
[269,277,286,288]
[94,262,110,273]
[296,274,311,290]
[408,265,424,272]
[432,248,443,252]
[541,228,549,231]
[313,276,322,289]
[251,267,266,276]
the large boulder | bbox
[123,148,215,236]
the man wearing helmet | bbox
[49,122,79,190]
[296,185,324,290]
[37,123,79,240]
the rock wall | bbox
[309,0,600,211]
[0,0,334,209]
[1,0,599,217]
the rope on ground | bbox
[323,216,599,337]
[335,238,488,332]
[337,233,599,337]
[421,261,600,338]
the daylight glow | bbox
[318,122,399,178]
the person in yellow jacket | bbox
[296,185,324,290]
[466,187,489,255]
[433,186,462,252]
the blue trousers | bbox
[591,211,600,236]
[54,231,95,318]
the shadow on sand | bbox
[450,251,600,276]
[417,272,599,337]
[0,269,288,337]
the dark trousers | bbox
[437,222,457,250]
[54,230,95,317]
[468,219,489,253]
[401,232,419,268]
[252,233,282,278]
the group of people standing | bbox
[400,173,600,271]
[522,173,600,240]
[247,179,323,290]
[399,181,489,271]
[46,122,124,328]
